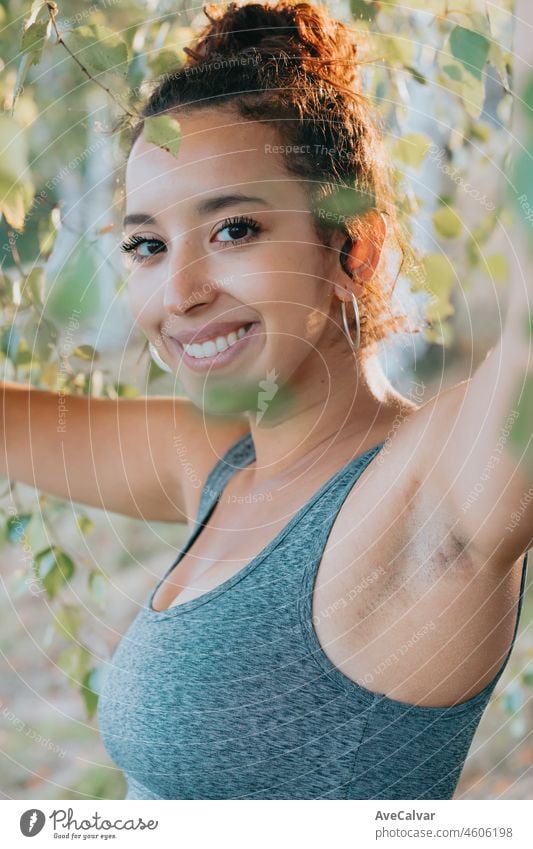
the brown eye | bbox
[212,215,261,245]
[120,235,166,263]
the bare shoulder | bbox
[146,395,250,525]
[382,378,471,475]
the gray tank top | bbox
[97,431,529,799]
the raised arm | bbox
[410,1,532,567]
[0,381,249,523]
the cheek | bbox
[265,272,332,341]
[127,278,160,330]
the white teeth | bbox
[183,323,252,359]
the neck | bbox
[242,339,418,484]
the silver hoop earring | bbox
[148,341,173,373]
[339,292,361,352]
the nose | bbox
[162,238,218,317]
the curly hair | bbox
[120,0,417,351]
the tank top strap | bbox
[194,431,386,551]
[278,440,387,565]
[194,431,256,523]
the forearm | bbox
[0,381,186,521]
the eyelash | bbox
[119,215,262,264]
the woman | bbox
[3,1,530,800]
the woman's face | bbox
[123,106,345,414]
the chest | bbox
[151,452,524,709]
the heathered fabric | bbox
[97,431,529,800]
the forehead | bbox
[124,108,306,215]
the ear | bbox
[333,210,387,301]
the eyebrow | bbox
[122,193,271,229]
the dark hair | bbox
[118,1,418,350]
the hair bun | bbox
[184,1,360,89]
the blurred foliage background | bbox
[0,0,531,800]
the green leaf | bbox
[27,0,55,26]
[20,20,49,66]
[432,207,463,239]
[393,133,432,169]
[37,209,60,257]
[312,179,374,228]
[61,25,130,81]
[22,313,58,361]
[522,75,533,126]
[522,664,533,688]
[57,644,91,681]
[484,254,508,283]
[438,28,489,120]
[36,546,75,599]
[405,66,427,86]
[43,237,100,324]
[0,117,34,230]
[424,321,454,348]
[489,40,510,90]
[0,324,21,362]
[22,266,45,307]
[510,145,533,228]
[12,2,52,112]
[54,604,82,640]
[441,63,462,82]
[88,570,107,605]
[15,348,33,367]
[349,0,377,22]
[72,344,99,361]
[0,114,28,182]
[0,177,34,231]
[374,32,415,67]
[419,253,456,323]
[143,115,182,159]
[111,383,141,398]
[81,668,101,718]
[6,513,32,544]
[450,26,490,81]
[76,515,95,535]
[468,121,491,143]
[439,60,486,119]
[12,53,32,116]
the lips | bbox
[166,321,261,372]
[168,320,257,346]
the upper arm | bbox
[0,382,249,524]
[401,375,532,567]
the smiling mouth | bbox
[175,321,258,359]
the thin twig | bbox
[47,3,136,120]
